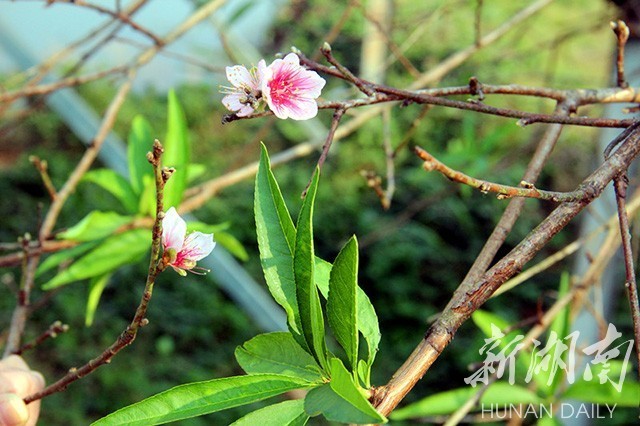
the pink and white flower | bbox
[221,60,267,117]
[162,207,215,276]
[262,53,326,120]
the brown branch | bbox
[611,174,640,386]
[611,20,630,89]
[320,43,375,96]
[0,66,128,104]
[57,0,164,46]
[414,146,585,202]
[371,121,640,416]
[301,107,346,198]
[24,140,169,404]
[2,236,38,357]
[13,321,69,356]
[29,156,57,201]
[0,240,77,268]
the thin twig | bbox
[24,140,169,404]
[301,107,346,198]
[381,106,395,209]
[13,321,69,356]
[611,20,630,89]
[320,43,375,96]
[29,156,57,201]
[414,146,585,202]
[60,0,164,46]
[611,174,640,387]
[372,121,640,417]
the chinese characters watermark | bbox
[465,323,633,392]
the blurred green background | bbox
[1,0,636,424]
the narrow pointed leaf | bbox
[235,332,323,383]
[304,358,386,424]
[85,273,111,326]
[564,378,640,406]
[127,115,154,195]
[138,175,156,216]
[390,382,542,420]
[328,358,385,423]
[36,241,100,277]
[82,169,138,214]
[91,374,312,426]
[255,145,303,345]
[163,90,190,208]
[57,211,134,242]
[42,229,149,290]
[294,169,327,369]
[316,257,380,370]
[327,236,359,371]
[230,399,308,426]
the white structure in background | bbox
[0,0,290,331]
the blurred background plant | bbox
[1,0,637,424]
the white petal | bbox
[282,52,301,66]
[181,232,216,261]
[162,207,186,250]
[225,65,252,88]
[222,93,244,112]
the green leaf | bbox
[327,236,359,372]
[294,169,327,370]
[316,257,380,376]
[540,271,571,395]
[127,115,154,195]
[138,175,156,216]
[215,231,249,262]
[82,169,138,214]
[304,358,386,424]
[92,374,312,426]
[254,145,302,343]
[57,211,135,242]
[235,332,323,383]
[185,222,248,261]
[187,163,206,183]
[36,241,100,277]
[390,382,542,420]
[230,399,308,426]
[564,378,640,406]
[163,90,190,208]
[186,221,230,234]
[42,229,149,290]
[85,273,111,327]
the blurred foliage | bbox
[1,0,636,424]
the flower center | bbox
[268,68,299,106]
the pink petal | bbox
[180,231,216,261]
[162,207,186,250]
[283,97,319,121]
[225,65,252,88]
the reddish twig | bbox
[301,107,346,198]
[414,146,585,202]
[24,140,169,404]
[13,321,69,356]
[319,43,375,96]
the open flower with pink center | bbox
[221,60,266,117]
[162,207,215,276]
[262,53,326,120]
